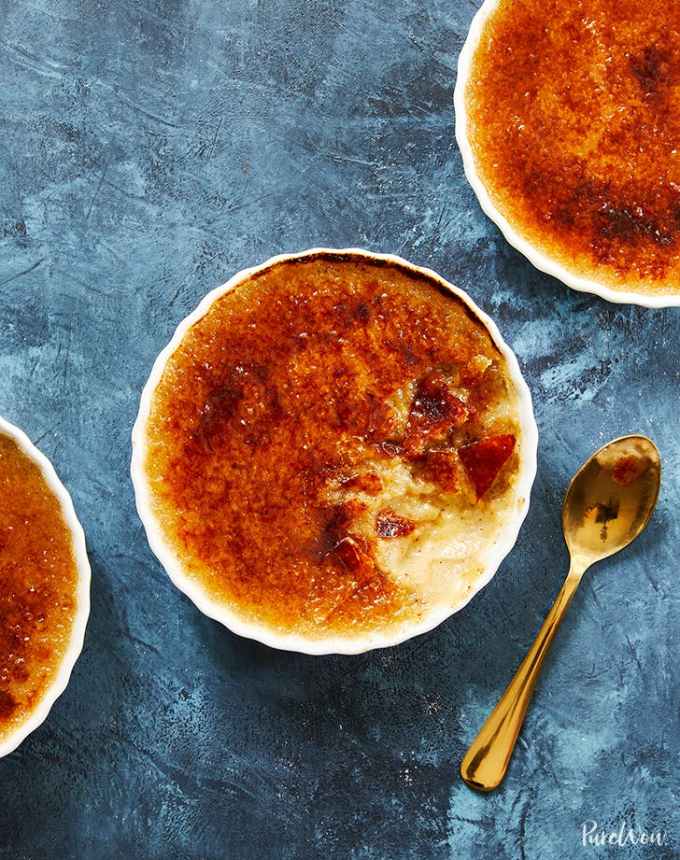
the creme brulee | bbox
[139,254,526,641]
[464,0,680,295]
[0,431,79,743]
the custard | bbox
[465,0,680,294]
[141,254,525,640]
[0,432,78,742]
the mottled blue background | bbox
[0,1,678,857]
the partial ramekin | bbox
[131,248,538,655]
[0,416,90,758]
[454,0,680,309]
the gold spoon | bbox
[460,434,661,792]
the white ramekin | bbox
[454,0,680,309]
[131,248,539,655]
[0,416,90,758]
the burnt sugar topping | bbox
[465,0,680,293]
[143,255,523,639]
[0,432,78,739]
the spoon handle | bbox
[460,563,585,792]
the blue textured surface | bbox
[0,1,678,857]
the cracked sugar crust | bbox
[143,255,523,639]
[466,0,680,294]
[0,433,77,740]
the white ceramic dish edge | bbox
[454,0,680,309]
[130,247,539,655]
[0,416,91,758]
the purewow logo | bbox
[581,820,668,848]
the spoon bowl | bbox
[563,435,661,569]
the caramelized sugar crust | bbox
[144,255,520,638]
[466,0,680,292]
[0,434,77,738]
